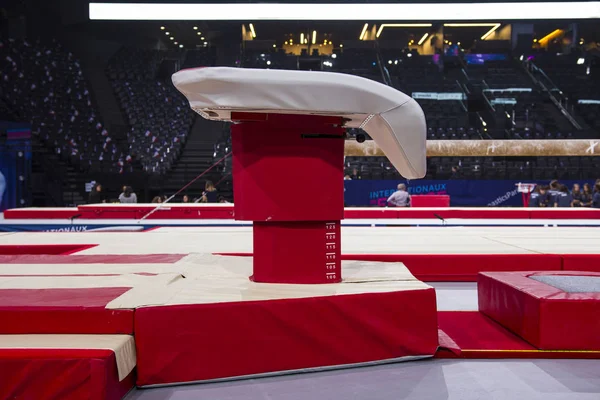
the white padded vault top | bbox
[172,67,426,179]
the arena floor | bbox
[3,225,600,399]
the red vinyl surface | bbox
[252,221,341,284]
[3,208,79,219]
[478,271,600,350]
[0,244,97,255]
[0,349,134,400]
[0,288,134,334]
[410,195,450,207]
[436,311,600,359]
[134,289,438,386]
[6,206,600,220]
[0,253,185,264]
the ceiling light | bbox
[300,32,305,44]
[388,60,392,64]
[266,60,271,65]
[170,37,174,40]
[165,32,169,35]
[407,53,412,57]
[179,44,183,48]
[201,37,205,40]
[160,26,165,30]
[331,53,337,59]
[577,58,585,64]
[197,32,201,35]
[203,41,208,45]
[249,23,256,38]
[273,44,276,47]
[417,32,429,45]
[340,44,343,48]
[359,23,368,40]
[193,26,198,30]
[312,30,317,45]
[481,24,501,40]
[376,24,432,38]
[174,41,178,44]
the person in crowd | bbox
[0,170,5,209]
[554,184,572,207]
[581,183,593,207]
[201,181,218,203]
[387,183,410,207]
[350,167,361,180]
[450,165,462,179]
[151,196,162,204]
[118,186,137,204]
[88,183,106,204]
[547,180,560,206]
[593,183,600,209]
[529,185,548,207]
[344,174,352,180]
[182,195,190,203]
[571,183,582,207]
[218,195,230,204]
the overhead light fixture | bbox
[273,44,276,48]
[170,37,174,40]
[481,23,501,40]
[339,44,343,48]
[444,23,498,27]
[533,38,538,42]
[388,60,392,64]
[300,32,305,44]
[179,44,183,48]
[266,60,271,65]
[201,37,205,40]
[331,53,337,59]
[539,29,563,45]
[90,2,600,21]
[376,23,431,38]
[249,23,256,38]
[174,41,178,44]
[359,23,369,40]
[197,32,201,35]
[203,41,208,45]
[165,32,169,35]
[457,42,461,45]
[160,26,165,30]
[193,26,198,30]
[577,57,585,64]
[312,30,317,44]
[407,53,412,57]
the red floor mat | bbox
[0,254,186,264]
[0,244,97,255]
[436,311,600,359]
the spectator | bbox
[182,195,190,203]
[344,174,352,180]
[350,167,361,180]
[88,183,106,204]
[571,183,582,207]
[387,183,410,207]
[554,184,572,208]
[548,180,560,206]
[529,185,548,207]
[218,195,230,204]
[201,181,218,203]
[594,184,600,209]
[450,165,462,179]
[581,183,593,207]
[118,186,137,204]
[151,196,162,204]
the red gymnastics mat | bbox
[0,348,134,400]
[0,244,97,255]
[479,271,600,350]
[0,287,134,334]
[436,311,600,359]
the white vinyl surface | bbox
[2,226,600,255]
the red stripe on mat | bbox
[0,254,186,264]
[436,311,600,359]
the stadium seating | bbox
[0,38,125,173]
[107,47,215,174]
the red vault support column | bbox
[231,113,345,284]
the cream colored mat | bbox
[107,255,431,309]
[0,334,136,381]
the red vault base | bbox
[478,271,600,350]
[252,221,341,283]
